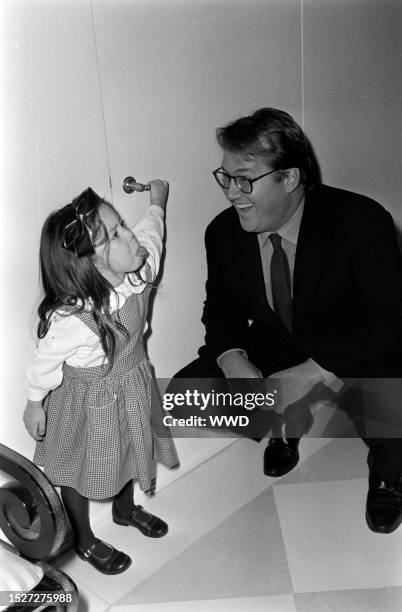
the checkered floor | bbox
[55,436,402,611]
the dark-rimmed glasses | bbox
[62,187,98,258]
[212,167,278,194]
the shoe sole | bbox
[365,511,402,534]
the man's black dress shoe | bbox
[263,438,300,477]
[366,471,402,534]
[75,539,132,574]
[112,504,168,538]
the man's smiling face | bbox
[220,151,298,233]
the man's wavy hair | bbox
[216,107,321,189]
[37,189,128,368]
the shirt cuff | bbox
[27,389,47,402]
[217,348,248,369]
[149,204,165,218]
[308,358,344,392]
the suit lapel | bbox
[231,189,336,336]
[292,190,333,331]
[236,229,266,304]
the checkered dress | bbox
[34,270,179,499]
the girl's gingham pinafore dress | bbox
[34,275,179,499]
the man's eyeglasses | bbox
[212,167,278,194]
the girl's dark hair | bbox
[216,107,321,189]
[37,189,128,367]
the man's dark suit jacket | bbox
[199,184,402,379]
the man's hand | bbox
[23,400,47,441]
[268,360,323,415]
[219,351,263,379]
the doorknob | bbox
[122,176,151,193]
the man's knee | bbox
[171,357,222,380]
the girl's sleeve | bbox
[26,314,85,402]
[132,205,164,282]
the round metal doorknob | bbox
[123,176,150,193]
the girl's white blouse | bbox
[26,205,164,402]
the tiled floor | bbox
[55,437,402,611]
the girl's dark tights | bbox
[60,480,134,554]
[113,480,135,516]
[60,486,96,551]
[61,481,135,551]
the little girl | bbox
[24,183,178,575]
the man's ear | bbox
[284,167,301,193]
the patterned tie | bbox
[269,233,292,331]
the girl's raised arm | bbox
[131,179,169,282]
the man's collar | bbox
[258,195,305,247]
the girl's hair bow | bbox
[62,187,100,258]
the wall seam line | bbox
[301,0,304,129]
[90,0,113,202]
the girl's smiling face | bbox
[94,203,148,286]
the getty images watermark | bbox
[162,388,278,428]
[158,378,402,438]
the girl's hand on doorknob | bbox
[149,179,169,210]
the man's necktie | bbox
[269,233,292,332]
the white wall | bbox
[91,0,302,377]
[1,0,401,462]
[303,0,402,227]
[0,0,110,455]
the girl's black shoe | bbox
[75,538,132,574]
[112,503,168,538]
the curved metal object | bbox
[37,562,79,611]
[123,176,151,193]
[0,443,72,561]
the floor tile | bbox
[71,578,110,612]
[55,439,269,604]
[114,488,291,606]
[295,586,402,612]
[6,436,402,611]
[89,436,236,530]
[110,593,296,611]
[56,437,327,605]
[274,479,402,593]
[279,437,368,485]
[304,400,356,439]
